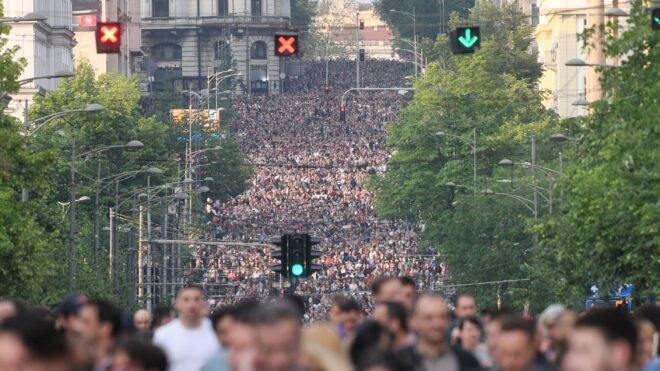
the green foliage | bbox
[291,0,317,30]
[535,0,660,304]
[371,2,560,311]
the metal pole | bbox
[93,161,101,275]
[531,135,538,219]
[413,6,418,78]
[21,100,29,202]
[356,12,360,89]
[69,138,77,290]
[138,205,144,305]
[113,181,119,290]
[472,128,477,194]
[146,176,153,311]
[127,228,134,306]
[109,207,114,281]
[162,200,169,302]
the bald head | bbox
[133,309,152,333]
[412,294,451,347]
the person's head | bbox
[174,285,205,325]
[79,299,122,346]
[484,308,517,359]
[399,277,416,312]
[539,304,566,344]
[256,301,302,371]
[211,305,236,347]
[150,306,175,331]
[411,294,451,347]
[454,293,477,319]
[371,276,403,305]
[0,299,27,324]
[228,299,260,371]
[355,351,410,371]
[636,319,656,366]
[55,294,88,337]
[133,309,152,334]
[563,307,638,371]
[110,339,168,371]
[495,316,537,371]
[349,321,395,367]
[458,316,483,351]
[338,297,362,336]
[329,295,350,325]
[372,302,408,339]
[0,313,70,371]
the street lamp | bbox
[482,188,538,220]
[549,133,581,142]
[57,196,91,216]
[436,129,478,194]
[26,103,105,136]
[565,58,616,68]
[390,8,418,78]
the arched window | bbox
[151,43,182,61]
[250,41,267,60]
[215,41,230,60]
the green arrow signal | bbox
[654,16,660,24]
[458,28,479,48]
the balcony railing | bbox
[142,15,291,29]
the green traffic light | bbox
[458,28,479,48]
[291,264,304,276]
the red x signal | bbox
[274,34,298,56]
[96,22,121,54]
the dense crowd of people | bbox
[2,282,659,371]
[190,60,446,316]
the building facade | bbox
[2,0,75,122]
[534,0,628,118]
[138,0,294,95]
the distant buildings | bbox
[1,0,75,122]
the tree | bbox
[370,3,560,311]
[535,0,660,305]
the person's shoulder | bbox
[452,346,483,371]
[153,319,181,340]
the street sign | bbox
[274,34,299,57]
[96,22,121,54]
[452,27,481,54]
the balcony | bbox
[141,15,291,30]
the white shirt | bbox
[153,318,220,371]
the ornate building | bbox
[139,0,294,95]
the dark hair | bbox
[0,313,68,361]
[151,306,174,330]
[338,296,361,313]
[233,298,260,324]
[499,316,536,341]
[176,284,203,297]
[382,301,408,333]
[257,300,301,326]
[458,315,483,333]
[576,307,638,356]
[488,307,518,322]
[349,320,393,366]
[87,299,123,338]
[356,351,410,371]
[371,276,398,296]
[211,305,236,328]
[635,304,660,331]
[116,339,168,371]
[399,276,416,289]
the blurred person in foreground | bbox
[328,294,363,340]
[256,300,304,371]
[538,305,567,364]
[457,316,491,368]
[302,322,352,371]
[153,285,219,371]
[398,293,481,371]
[372,301,410,350]
[111,338,168,371]
[151,305,175,332]
[0,312,71,371]
[372,276,404,305]
[563,307,639,371]
[399,277,418,313]
[451,293,478,345]
[493,316,552,371]
[79,299,123,371]
[635,304,660,371]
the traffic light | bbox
[305,235,322,277]
[274,34,299,57]
[96,22,121,54]
[287,234,306,277]
[339,106,346,122]
[359,19,364,30]
[451,26,480,54]
[359,48,365,62]
[652,7,660,30]
[270,235,288,277]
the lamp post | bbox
[482,188,538,220]
[436,129,478,194]
[390,8,418,78]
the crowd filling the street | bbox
[0,60,658,371]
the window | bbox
[250,41,267,60]
[152,43,182,61]
[251,0,262,16]
[218,0,229,16]
[215,41,230,60]
[152,0,169,18]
